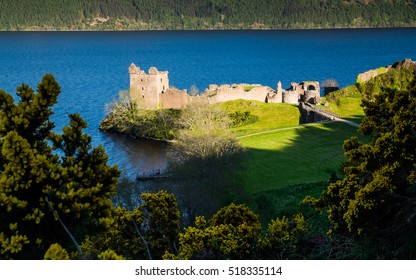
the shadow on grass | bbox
[116,121,368,228]
[235,121,368,225]
[127,153,247,227]
[343,114,365,125]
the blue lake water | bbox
[1,29,416,177]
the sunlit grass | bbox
[220,99,300,136]
[320,97,365,123]
[319,85,365,123]
[218,98,367,221]
[237,122,363,194]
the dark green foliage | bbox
[259,213,306,260]
[100,92,179,140]
[0,74,120,259]
[81,190,180,260]
[79,206,146,259]
[139,191,180,259]
[136,109,179,140]
[229,111,258,127]
[176,203,262,259]
[1,0,415,30]
[306,70,416,258]
[358,68,416,99]
[172,203,308,260]
[210,203,260,229]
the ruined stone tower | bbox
[276,81,283,103]
[281,81,320,104]
[128,63,321,109]
[301,81,321,104]
[129,63,169,109]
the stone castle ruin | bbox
[267,81,321,104]
[129,63,320,109]
[129,64,190,109]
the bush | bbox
[170,99,243,162]
[324,85,361,103]
[229,111,258,126]
[101,91,180,140]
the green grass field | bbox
[232,119,367,222]
[218,97,367,222]
[320,85,365,124]
[319,97,365,123]
[220,100,300,136]
[237,122,361,193]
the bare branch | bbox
[46,198,85,259]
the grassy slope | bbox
[237,122,361,193]
[220,100,300,136]
[325,98,363,117]
[235,122,367,223]
[318,85,365,123]
[221,97,366,221]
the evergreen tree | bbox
[139,191,180,259]
[306,71,416,258]
[80,190,180,260]
[1,0,415,30]
[0,74,120,259]
[175,203,261,259]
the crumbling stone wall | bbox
[160,88,190,109]
[281,81,320,104]
[282,91,299,104]
[129,63,321,109]
[203,84,272,103]
[266,81,283,103]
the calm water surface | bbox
[1,29,415,177]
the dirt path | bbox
[237,119,359,139]
[332,117,360,127]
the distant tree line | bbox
[0,0,415,30]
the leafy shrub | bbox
[101,91,180,140]
[229,111,258,126]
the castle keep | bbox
[129,64,189,109]
[129,63,320,109]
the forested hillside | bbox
[0,0,415,30]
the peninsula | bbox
[100,58,416,140]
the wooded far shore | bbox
[1,0,415,31]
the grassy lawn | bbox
[319,85,365,124]
[237,122,361,194]
[319,97,365,124]
[232,121,367,223]
[246,181,328,225]
[216,96,367,222]
[220,100,300,136]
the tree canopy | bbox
[306,68,416,258]
[1,0,415,30]
[0,74,120,259]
